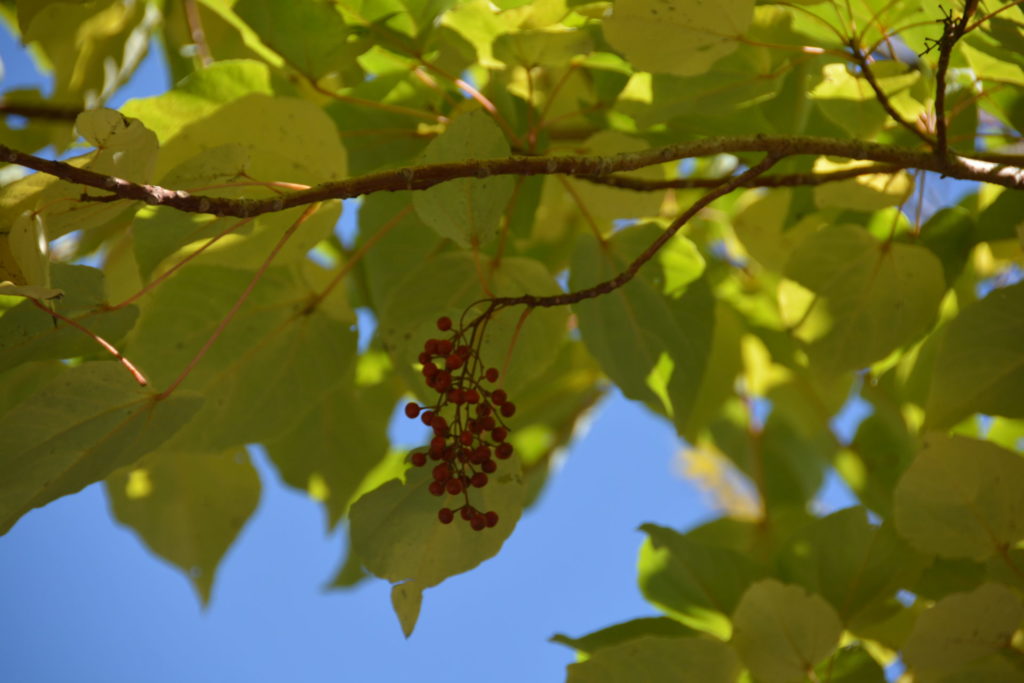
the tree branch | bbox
[0,100,81,121]
[579,163,905,191]
[482,154,782,310]
[848,45,934,146]
[1,135,1021,220]
[934,1,979,158]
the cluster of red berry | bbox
[405,316,517,530]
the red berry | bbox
[437,316,452,331]
[456,345,472,359]
[434,372,452,391]
[491,427,507,442]
[485,368,499,383]
[404,402,420,419]
[500,402,516,418]
[431,415,448,432]
[460,506,474,520]
[432,463,450,481]
[430,436,445,454]
[411,452,427,467]
[448,389,464,404]
[480,415,496,431]
[491,389,507,405]
[465,389,480,404]
[437,339,453,355]
[420,410,434,426]
[438,508,454,524]
[484,511,499,527]
[418,352,430,364]
[470,514,486,531]
[446,478,463,495]
[496,442,513,459]
[476,403,491,417]
[422,362,438,378]
[459,431,474,446]
[428,481,445,496]
[471,472,488,488]
[424,339,438,355]
[482,459,497,473]
[446,354,463,370]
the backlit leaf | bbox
[924,282,1024,429]
[566,636,742,683]
[894,433,1024,561]
[412,110,516,248]
[106,448,260,604]
[637,523,765,639]
[603,0,754,77]
[903,582,1024,682]
[730,579,842,683]
[783,224,945,377]
[0,362,202,535]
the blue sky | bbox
[1,23,878,683]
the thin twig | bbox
[579,163,905,191]
[0,100,81,121]
[934,1,980,158]
[182,0,213,67]
[30,298,149,386]
[483,155,781,310]
[849,44,934,145]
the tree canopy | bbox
[1,0,1023,679]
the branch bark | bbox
[1,135,1021,219]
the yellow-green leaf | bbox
[783,224,945,376]
[903,582,1024,682]
[106,448,260,604]
[0,362,202,535]
[925,282,1024,429]
[603,0,754,77]
[894,433,1024,561]
[566,636,742,683]
[412,110,515,248]
[730,579,843,683]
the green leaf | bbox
[106,448,260,604]
[603,0,754,77]
[637,523,766,639]
[19,0,156,107]
[125,265,357,451]
[0,211,62,300]
[75,108,159,184]
[812,159,914,211]
[811,61,923,139]
[783,224,945,377]
[349,457,524,635]
[777,507,928,625]
[924,282,1024,429]
[0,362,202,535]
[814,645,887,683]
[493,28,593,67]
[552,618,699,654]
[564,132,665,226]
[378,252,568,396]
[0,264,138,372]
[730,579,843,683]
[234,0,363,81]
[565,636,742,683]
[570,226,712,433]
[390,581,423,638]
[265,350,399,527]
[903,582,1024,682]
[894,433,1024,561]
[412,110,516,248]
